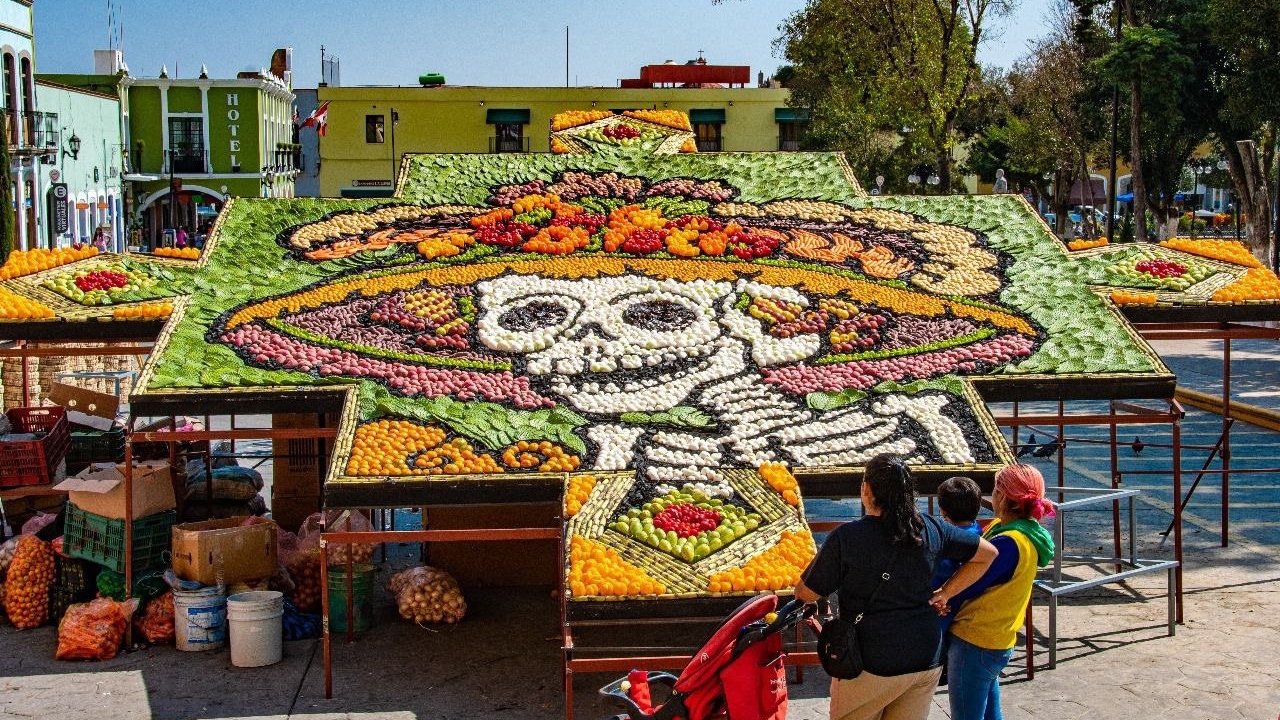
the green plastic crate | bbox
[65,424,126,473]
[63,505,176,574]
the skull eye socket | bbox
[497,300,571,332]
[622,299,698,331]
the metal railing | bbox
[777,138,799,151]
[168,149,207,173]
[695,138,722,152]
[3,109,58,151]
[489,136,530,154]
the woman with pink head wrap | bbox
[930,464,1056,719]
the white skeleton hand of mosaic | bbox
[475,274,974,495]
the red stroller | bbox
[598,595,814,720]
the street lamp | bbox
[1189,159,1212,238]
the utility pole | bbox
[565,27,570,87]
[390,108,399,188]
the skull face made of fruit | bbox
[475,274,819,415]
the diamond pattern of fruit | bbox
[37,257,185,306]
[563,465,815,600]
[1074,244,1246,301]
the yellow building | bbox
[315,85,796,198]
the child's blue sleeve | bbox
[947,534,1021,609]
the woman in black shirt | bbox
[795,454,997,720]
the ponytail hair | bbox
[863,453,924,546]
[995,464,1056,520]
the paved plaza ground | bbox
[2,336,1278,719]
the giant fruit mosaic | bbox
[112,109,1276,600]
[134,114,1185,480]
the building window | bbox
[19,56,33,113]
[694,123,722,152]
[1,54,12,147]
[366,115,385,143]
[2,53,13,110]
[168,117,205,172]
[493,123,525,153]
[778,122,800,151]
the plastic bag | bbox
[183,465,264,502]
[96,568,168,601]
[3,536,57,629]
[20,512,59,537]
[0,536,19,577]
[282,598,322,640]
[55,597,140,660]
[299,510,378,566]
[283,525,322,612]
[133,591,175,644]
[387,566,466,624]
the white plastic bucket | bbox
[227,590,284,667]
[173,585,227,651]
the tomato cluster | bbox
[74,269,130,291]
[1135,258,1186,278]
[602,124,642,140]
[652,503,723,538]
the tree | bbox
[1091,0,1218,242]
[1205,0,1280,265]
[0,133,13,265]
[775,0,1013,192]
[966,2,1104,234]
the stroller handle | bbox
[733,598,815,655]
[599,671,681,720]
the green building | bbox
[33,77,124,250]
[43,50,297,248]
[120,63,297,247]
[312,62,799,198]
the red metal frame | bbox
[1135,322,1280,547]
[994,398,1186,623]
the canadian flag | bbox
[302,101,329,137]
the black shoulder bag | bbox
[816,549,898,679]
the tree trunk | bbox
[1129,79,1148,242]
[1235,139,1274,267]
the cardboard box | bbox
[271,413,338,497]
[54,460,175,520]
[48,383,119,431]
[171,516,278,585]
[269,493,322,534]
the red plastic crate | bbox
[0,407,71,488]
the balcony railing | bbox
[778,138,799,151]
[696,138,722,152]
[3,110,58,153]
[168,149,207,173]
[489,136,530,154]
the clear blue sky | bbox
[33,0,1053,88]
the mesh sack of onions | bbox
[387,566,466,624]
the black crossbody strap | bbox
[852,547,899,625]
